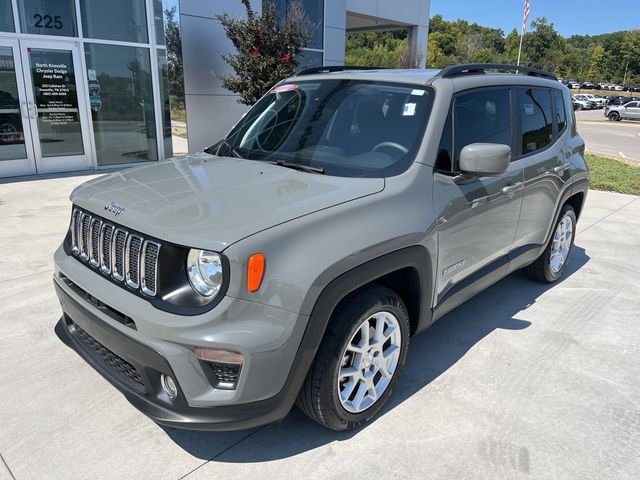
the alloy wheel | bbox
[337,311,402,413]
[550,214,573,273]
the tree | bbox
[587,45,606,81]
[621,30,640,83]
[345,16,640,83]
[216,0,311,105]
[164,7,183,103]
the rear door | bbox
[433,87,523,307]
[513,87,571,248]
[624,101,640,119]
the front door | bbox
[433,87,524,313]
[0,38,92,177]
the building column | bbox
[409,24,428,69]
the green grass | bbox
[585,154,640,196]
[571,88,636,98]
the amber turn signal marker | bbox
[247,253,265,292]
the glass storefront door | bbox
[0,38,91,177]
[19,39,91,174]
[0,39,36,176]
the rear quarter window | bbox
[517,88,553,155]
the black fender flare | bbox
[263,245,433,420]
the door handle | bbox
[20,102,29,119]
[30,103,38,119]
[502,182,524,196]
[553,163,571,175]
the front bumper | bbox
[53,248,314,430]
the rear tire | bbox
[523,204,576,283]
[296,285,410,431]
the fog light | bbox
[161,374,178,399]
[194,347,244,366]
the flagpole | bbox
[517,0,530,68]
[517,31,524,67]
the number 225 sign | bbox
[33,14,64,30]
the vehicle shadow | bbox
[162,246,590,462]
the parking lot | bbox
[1,173,639,479]
[575,110,640,163]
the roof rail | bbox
[295,65,387,76]
[435,63,557,80]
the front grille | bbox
[80,213,91,260]
[100,224,114,274]
[71,209,82,254]
[70,207,161,297]
[113,229,127,281]
[71,322,144,392]
[89,219,102,267]
[141,241,159,296]
[125,235,143,288]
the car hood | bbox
[71,153,385,251]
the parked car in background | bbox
[567,80,581,89]
[606,96,632,106]
[581,94,606,108]
[605,101,640,121]
[572,95,597,110]
[580,82,594,89]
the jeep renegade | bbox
[54,64,589,431]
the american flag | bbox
[522,0,531,33]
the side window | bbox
[553,90,567,133]
[435,112,452,172]
[626,102,638,108]
[453,88,511,169]
[517,88,553,155]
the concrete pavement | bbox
[1,174,639,479]
[575,110,640,163]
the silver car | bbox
[54,64,589,431]
[605,101,640,121]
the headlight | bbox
[187,249,223,298]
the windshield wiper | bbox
[204,139,243,159]
[267,160,325,174]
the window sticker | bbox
[411,89,425,96]
[270,84,299,93]
[524,103,534,115]
[403,103,417,116]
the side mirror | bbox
[459,143,511,177]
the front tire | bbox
[608,112,620,121]
[523,204,576,283]
[297,285,410,431]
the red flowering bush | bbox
[216,0,311,105]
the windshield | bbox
[213,80,434,177]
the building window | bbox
[1,0,15,32]
[84,43,157,166]
[80,0,148,43]
[154,0,186,156]
[269,0,324,68]
[16,0,77,37]
[297,49,323,70]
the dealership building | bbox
[0,0,430,178]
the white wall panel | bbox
[185,94,249,152]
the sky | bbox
[430,0,640,37]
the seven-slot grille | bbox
[70,207,161,297]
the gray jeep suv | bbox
[54,64,588,431]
